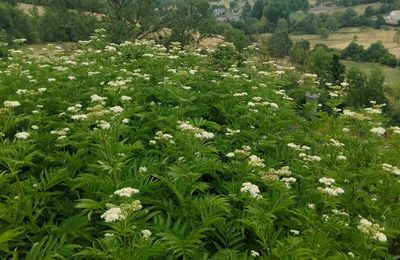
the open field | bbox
[290,27,400,57]
[342,60,400,86]
[309,3,383,15]
[336,3,383,15]
[17,3,45,15]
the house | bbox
[385,10,400,25]
[213,8,240,22]
[213,8,226,18]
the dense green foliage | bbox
[0,2,38,43]
[342,41,399,67]
[0,32,400,259]
[346,67,387,108]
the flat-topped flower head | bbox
[114,187,139,198]
[15,132,30,140]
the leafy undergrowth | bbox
[1,33,400,259]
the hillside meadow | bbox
[288,27,400,57]
[342,60,400,86]
[0,31,400,258]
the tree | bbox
[241,1,252,19]
[375,14,385,29]
[106,0,133,21]
[364,5,375,17]
[317,27,329,39]
[167,0,217,46]
[251,0,264,19]
[263,1,290,26]
[341,42,365,61]
[331,54,346,84]
[0,2,38,43]
[267,27,292,58]
[219,23,250,50]
[229,0,238,10]
[306,46,333,83]
[289,39,310,66]
[364,42,390,62]
[325,16,339,31]
[105,0,217,45]
[346,67,387,108]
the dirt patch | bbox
[17,3,45,15]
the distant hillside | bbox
[16,2,104,18]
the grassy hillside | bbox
[288,27,400,57]
[343,60,400,86]
[0,34,400,258]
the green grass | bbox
[289,11,307,22]
[342,60,400,86]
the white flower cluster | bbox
[246,96,279,110]
[141,229,152,240]
[153,131,174,144]
[337,155,347,161]
[250,250,260,257]
[390,126,400,134]
[4,100,21,108]
[274,89,293,101]
[101,200,142,223]
[365,107,382,114]
[139,167,147,173]
[319,177,335,186]
[248,155,265,168]
[15,131,30,140]
[97,120,111,130]
[240,182,262,199]
[365,101,385,114]
[342,110,356,117]
[109,106,124,114]
[260,166,296,188]
[318,177,344,196]
[51,127,70,140]
[280,177,297,188]
[121,95,132,102]
[67,103,83,113]
[91,94,107,104]
[287,143,311,152]
[357,218,387,242]
[101,207,125,222]
[71,114,88,121]
[332,209,349,217]
[233,92,248,97]
[342,109,369,120]
[177,121,214,140]
[329,139,344,147]
[290,229,300,235]
[228,145,252,157]
[382,163,400,176]
[114,187,139,198]
[299,153,322,162]
[225,128,240,136]
[370,127,386,136]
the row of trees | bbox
[341,41,399,67]
[330,0,397,7]
[0,1,98,43]
[234,0,394,37]
[290,9,387,36]
[0,0,251,50]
